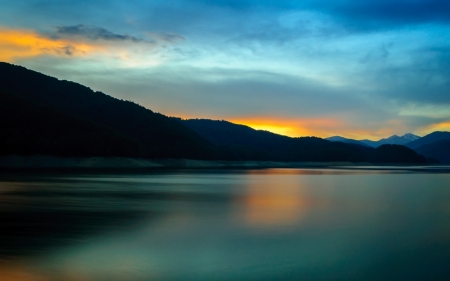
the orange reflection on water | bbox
[0,261,46,281]
[0,260,140,281]
[238,170,316,227]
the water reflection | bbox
[0,168,449,280]
[237,170,317,228]
[241,184,307,227]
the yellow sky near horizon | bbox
[240,119,450,139]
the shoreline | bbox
[0,155,441,170]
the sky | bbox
[0,0,449,139]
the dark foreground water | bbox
[1,167,450,281]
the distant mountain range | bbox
[0,62,444,165]
[326,133,420,148]
[327,132,450,164]
[326,136,369,146]
[175,119,426,163]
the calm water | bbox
[0,167,450,280]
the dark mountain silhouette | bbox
[0,94,140,157]
[415,140,450,164]
[326,136,371,147]
[406,131,450,150]
[371,145,425,164]
[176,119,371,162]
[327,133,420,148]
[176,119,291,149]
[176,119,426,163]
[0,62,215,159]
[0,62,428,164]
[358,139,378,147]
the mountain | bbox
[327,133,420,148]
[0,62,428,164]
[325,136,371,147]
[177,119,426,164]
[358,139,378,148]
[0,62,215,159]
[0,94,141,157]
[175,119,369,162]
[377,133,420,146]
[415,140,450,164]
[371,144,425,164]
[406,131,450,164]
[406,131,450,150]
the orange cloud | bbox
[417,121,450,135]
[0,27,104,62]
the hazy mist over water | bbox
[1,168,450,280]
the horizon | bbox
[1,1,449,139]
[176,115,426,141]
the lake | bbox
[1,167,449,280]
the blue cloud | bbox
[314,0,450,31]
[52,25,153,43]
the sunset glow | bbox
[226,116,409,140]
[228,116,342,137]
[419,121,450,135]
[0,27,103,62]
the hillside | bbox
[326,136,371,147]
[406,132,450,150]
[415,140,450,164]
[371,144,426,164]
[359,139,378,147]
[0,94,141,157]
[0,62,215,159]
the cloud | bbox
[363,44,450,105]
[194,0,450,29]
[0,25,179,67]
[359,43,391,64]
[417,121,450,135]
[147,32,185,43]
[0,27,103,62]
[134,0,450,34]
[322,0,450,30]
[52,24,153,43]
